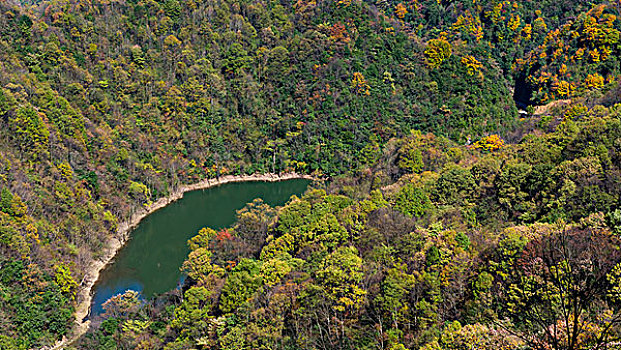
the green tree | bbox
[219,259,262,314]
[12,106,49,157]
[315,246,366,312]
[393,184,433,218]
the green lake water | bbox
[90,179,310,316]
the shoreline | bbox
[45,173,314,350]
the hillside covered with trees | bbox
[78,98,621,349]
[0,0,619,348]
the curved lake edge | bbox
[47,173,314,350]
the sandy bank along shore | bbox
[44,172,314,350]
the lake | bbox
[90,179,310,315]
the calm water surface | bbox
[90,179,310,315]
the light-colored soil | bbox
[533,99,571,115]
[42,173,314,350]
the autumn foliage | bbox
[473,134,505,152]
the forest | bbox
[76,99,621,349]
[0,0,619,348]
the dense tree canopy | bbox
[0,0,619,347]
[77,100,621,349]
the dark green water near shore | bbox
[90,179,310,315]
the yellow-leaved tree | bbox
[351,72,370,95]
[425,38,452,69]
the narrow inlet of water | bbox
[90,179,310,315]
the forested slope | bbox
[78,99,621,349]
[0,0,619,348]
